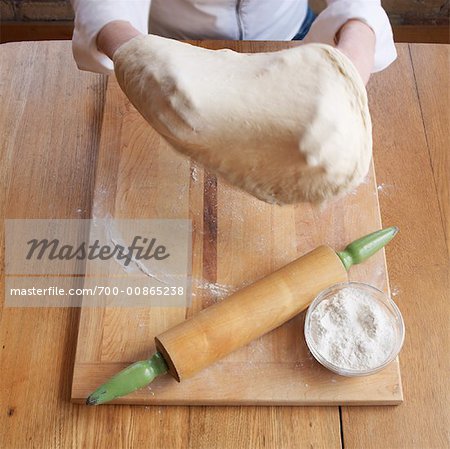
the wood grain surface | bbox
[0,41,448,449]
[410,44,450,256]
[341,44,450,449]
[71,40,400,406]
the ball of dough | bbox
[113,35,372,204]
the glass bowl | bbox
[304,282,405,377]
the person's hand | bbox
[97,21,142,60]
[335,20,375,85]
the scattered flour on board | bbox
[377,183,395,195]
[190,166,199,182]
[193,279,236,301]
[310,287,396,370]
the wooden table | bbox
[0,41,448,449]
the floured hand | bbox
[113,35,372,204]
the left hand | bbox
[97,21,142,60]
[335,19,376,85]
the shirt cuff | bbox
[303,0,397,72]
[71,0,151,74]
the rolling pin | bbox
[87,226,398,405]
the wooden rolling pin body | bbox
[155,245,347,381]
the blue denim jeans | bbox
[292,7,316,40]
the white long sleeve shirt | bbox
[71,0,396,75]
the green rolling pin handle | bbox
[337,226,399,271]
[86,352,168,405]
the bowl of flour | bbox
[304,282,405,376]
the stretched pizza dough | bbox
[113,35,372,204]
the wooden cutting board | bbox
[72,42,402,406]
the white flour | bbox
[310,287,395,370]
